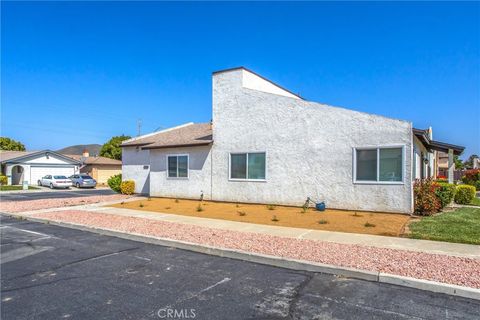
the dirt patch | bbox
[110,198,411,236]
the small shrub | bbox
[107,174,122,193]
[318,219,328,224]
[364,222,376,228]
[435,183,456,208]
[301,202,308,213]
[271,215,279,222]
[175,198,179,203]
[147,197,152,201]
[237,211,246,216]
[435,178,448,184]
[413,178,441,215]
[454,185,476,204]
[139,203,144,208]
[165,206,171,209]
[352,212,363,217]
[266,204,276,210]
[236,204,240,208]
[0,175,7,186]
[462,169,480,190]
[120,201,125,205]
[120,180,135,195]
[196,204,204,212]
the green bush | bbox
[462,169,480,190]
[454,185,476,205]
[413,178,441,215]
[120,180,135,195]
[434,183,456,208]
[0,175,7,186]
[107,174,122,193]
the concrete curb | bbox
[4,213,479,301]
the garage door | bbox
[30,166,75,184]
[97,169,122,184]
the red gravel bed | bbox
[34,210,480,289]
[0,195,129,213]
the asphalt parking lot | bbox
[1,215,479,320]
[0,188,116,202]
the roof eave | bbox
[413,128,464,156]
[141,141,213,150]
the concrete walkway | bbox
[58,203,480,259]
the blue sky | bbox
[2,2,479,157]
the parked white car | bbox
[38,175,73,189]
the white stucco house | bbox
[0,150,81,185]
[122,67,464,213]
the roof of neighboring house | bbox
[413,128,465,155]
[66,155,122,165]
[0,150,82,164]
[121,123,213,150]
[0,151,36,162]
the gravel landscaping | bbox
[0,195,129,213]
[32,209,480,289]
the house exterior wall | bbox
[241,70,301,99]
[412,136,435,179]
[149,145,212,199]
[211,69,414,213]
[122,147,151,194]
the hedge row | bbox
[414,179,477,215]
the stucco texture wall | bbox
[149,146,212,200]
[122,147,151,194]
[212,70,413,213]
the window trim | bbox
[166,154,189,179]
[353,145,405,185]
[228,152,267,182]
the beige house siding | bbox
[81,164,121,184]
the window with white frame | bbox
[230,152,266,180]
[354,147,404,183]
[167,155,189,178]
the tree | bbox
[454,155,464,170]
[0,137,26,151]
[99,135,131,160]
[463,154,479,169]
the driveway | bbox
[1,188,116,202]
[1,215,478,320]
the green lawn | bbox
[470,197,480,207]
[0,185,40,191]
[409,207,480,245]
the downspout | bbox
[409,122,414,214]
[210,146,213,200]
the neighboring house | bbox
[435,151,449,177]
[0,150,81,185]
[473,157,480,169]
[66,150,122,184]
[122,67,464,213]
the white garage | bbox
[30,166,76,185]
[0,150,81,185]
